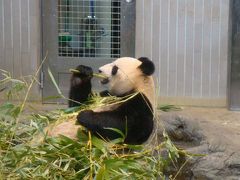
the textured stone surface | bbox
[157,109,240,180]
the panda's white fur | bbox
[98,57,155,110]
[93,57,155,113]
[49,57,155,144]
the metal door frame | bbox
[229,0,240,110]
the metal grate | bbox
[58,0,121,58]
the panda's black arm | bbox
[69,65,93,107]
[77,110,126,140]
[69,79,92,107]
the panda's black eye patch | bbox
[111,65,118,75]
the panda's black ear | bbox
[138,57,155,76]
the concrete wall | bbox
[0,0,231,106]
[136,0,230,106]
[0,0,41,100]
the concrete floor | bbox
[21,103,240,133]
[177,107,240,134]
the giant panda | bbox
[50,57,155,145]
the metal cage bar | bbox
[58,0,121,58]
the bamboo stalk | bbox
[69,69,107,79]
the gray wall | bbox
[0,0,231,106]
[136,0,230,106]
[0,0,41,100]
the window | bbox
[58,0,121,58]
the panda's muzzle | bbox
[98,69,109,84]
[101,78,109,85]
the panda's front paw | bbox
[76,65,93,78]
[77,110,94,126]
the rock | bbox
[156,111,240,180]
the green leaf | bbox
[104,128,125,139]
[91,136,106,153]
[95,165,106,180]
[47,68,63,96]
[110,138,124,144]
[125,144,143,151]
[43,95,63,101]
[63,160,71,171]
[63,106,81,114]
[0,102,14,113]
[11,106,21,118]
[158,104,182,112]
[104,159,125,169]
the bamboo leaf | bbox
[104,127,125,139]
[63,160,71,171]
[43,95,63,101]
[95,165,106,180]
[158,104,182,112]
[63,106,81,114]
[91,136,106,153]
[0,72,184,179]
[47,67,63,96]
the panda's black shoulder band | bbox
[138,57,155,76]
